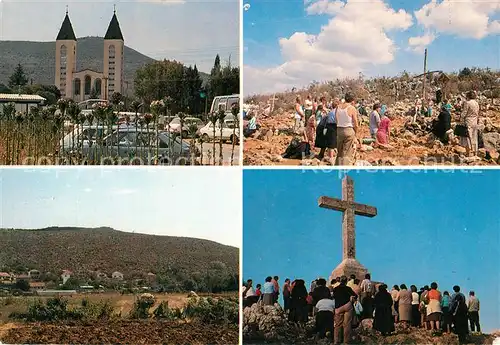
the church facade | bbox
[55,10,124,102]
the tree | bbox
[8,64,29,89]
[22,84,61,105]
[62,277,80,290]
[14,279,30,291]
[0,84,12,93]
[208,55,240,105]
[134,60,203,115]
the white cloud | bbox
[414,0,500,39]
[408,32,436,53]
[83,188,92,193]
[244,0,413,95]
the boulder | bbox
[483,132,500,152]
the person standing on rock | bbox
[262,276,275,305]
[391,285,400,323]
[360,273,374,319]
[397,284,412,326]
[315,99,338,163]
[294,96,305,134]
[332,276,357,344]
[451,292,469,344]
[272,276,280,304]
[288,279,308,324]
[458,91,480,156]
[410,285,420,327]
[369,103,381,139]
[432,103,452,144]
[426,282,442,332]
[335,92,359,166]
[283,278,292,314]
[373,284,395,336]
[414,97,422,122]
[467,291,481,333]
[441,290,452,333]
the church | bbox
[55,9,124,102]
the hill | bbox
[0,37,210,92]
[0,227,238,277]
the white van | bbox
[210,94,239,115]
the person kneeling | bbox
[315,297,335,340]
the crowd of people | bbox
[243,88,482,164]
[243,274,481,345]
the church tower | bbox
[55,10,77,99]
[103,9,124,99]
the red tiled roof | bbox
[0,272,11,277]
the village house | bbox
[15,274,30,282]
[111,271,124,280]
[96,272,108,280]
[29,281,46,291]
[28,269,41,280]
[61,270,72,284]
[0,272,13,284]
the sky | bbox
[0,167,242,248]
[0,0,239,73]
[243,169,500,332]
[243,0,500,95]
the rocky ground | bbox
[243,303,498,344]
[243,100,500,166]
[0,320,238,344]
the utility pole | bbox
[271,93,276,112]
[422,48,428,101]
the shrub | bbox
[130,294,155,319]
[184,297,238,325]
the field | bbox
[0,292,238,344]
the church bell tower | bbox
[55,9,77,99]
[103,8,124,100]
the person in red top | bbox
[272,276,280,304]
[255,284,262,299]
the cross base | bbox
[329,258,368,283]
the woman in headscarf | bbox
[315,99,338,163]
[373,284,395,336]
[432,102,452,144]
[288,279,309,324]
[391,285,400,323]
[452,292,469,344]
[458,91,479,156]
[410,285,420,327]
[398,284,412,325]
[376,111,391,145]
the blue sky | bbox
[0,168,241,248]
[243,0,500,95]
[0,0,239,73]
[243,169,500,332]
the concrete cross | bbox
[318,175,377,260]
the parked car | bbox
[62,126,192,165]
[197,119,240,144]
[59,125,118,151]
[166,117,204,138]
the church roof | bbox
[56,13,77,41]
[104,13,124,40]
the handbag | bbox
[354,300,363,316]
[454,124,468,137]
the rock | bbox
[360,145,373,152]
[463,156,481,164]
[270,155,283,163]
[453,145,467,155]
[355,160,372,166]
[483,132,500,151]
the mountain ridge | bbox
[0,227,237,277]
[0,37,210,91]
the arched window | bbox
[84,75,91,95]
[94,78,102,96]
[74,78,81,96]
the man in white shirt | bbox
[315,297,335,340]
[359,273,374,319]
